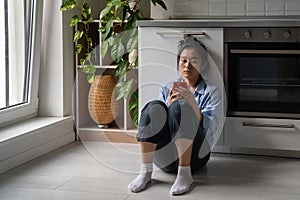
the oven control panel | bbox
[224,28,300,42]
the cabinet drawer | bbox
[225,117,300,151]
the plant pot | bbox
[88,75,119,128]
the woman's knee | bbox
[147,100,168,116]
[137,100,169,142]
[139,100,168,126]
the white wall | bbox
[39,0,65,117]
[39,0,104,117]
[151,0,300,19]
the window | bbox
[1,0,26,109]
[0,0,43,126]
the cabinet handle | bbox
[230,49,300,54]
[242,122,295,129]
[156,31,206,36]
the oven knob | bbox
[244,31,252,40]
[263,31,271,39]
[283,31,291,40]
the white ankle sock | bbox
[170,166,193,195]
[128,163,153,193]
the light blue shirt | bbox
[159,76,222,148]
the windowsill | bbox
[0,116,73,145]
[0,116,75,173]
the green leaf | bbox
[127,35,138,53]
[100,5,112,20]
[125,19,135,31]
[69,15,79,27]
[86,37,93,47]
[122,28,134,45]
[73,30,83,42]
[83,1,91,14]
[128,101,138,112]
[123,79,135,98]
[114,82,126,100]
[90,65,96,74]
[108,36,114,45]
[87,74,94,83]
[114,79,134,100]
[60,0,78,11]
[115,60,129,79]
[132,108,138,127]
[131,91,138,100]
[82,1,91,19]
[82,15,93,24]
[125,11,139,30]
[121,3,129,21]
[85,53,91,63]
[98,26,106,33]
[110,0,123,7]
[111,37,124,63]
[101,40,109,59]
[151,0,167,10]
[102,19,113,41]
[134,57,138,67]
[82,65,96,74]
[75,44,83,54]
[129,92,139,127]
[80,58,85,66]
[114,3,124,20]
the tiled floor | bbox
[1,141,300,200]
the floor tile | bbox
[0,187,128,200]
[57,177,131,195]
[0,175,71,190]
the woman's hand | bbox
[168,89,179,104]
[172,86,203,122]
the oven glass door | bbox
[227,43,300,118]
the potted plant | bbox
[60,0,167,127]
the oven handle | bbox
[231,49,300,54]
[242,122,295,129]
[156,31,206,36]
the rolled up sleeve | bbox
[199,85,222,148]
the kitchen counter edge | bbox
[136,18,300,27]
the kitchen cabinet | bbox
[138,27,225,151]
[225,117,300,152]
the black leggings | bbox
[137,100,210,173]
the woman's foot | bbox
[128,163,152,193]
[170,166,193,195]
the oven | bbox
[224,28,300,119]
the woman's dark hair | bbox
[177,37,208,66]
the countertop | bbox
[136,16,300,27]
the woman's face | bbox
[179,48,206,80]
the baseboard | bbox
[212,145,231,153]
[230,147,300,159]
[78,130,138,144]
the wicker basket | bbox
[88,75,119,127]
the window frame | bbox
[0,0,43,127]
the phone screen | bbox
[173,82,187,89]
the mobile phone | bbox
[173,81,187,89]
